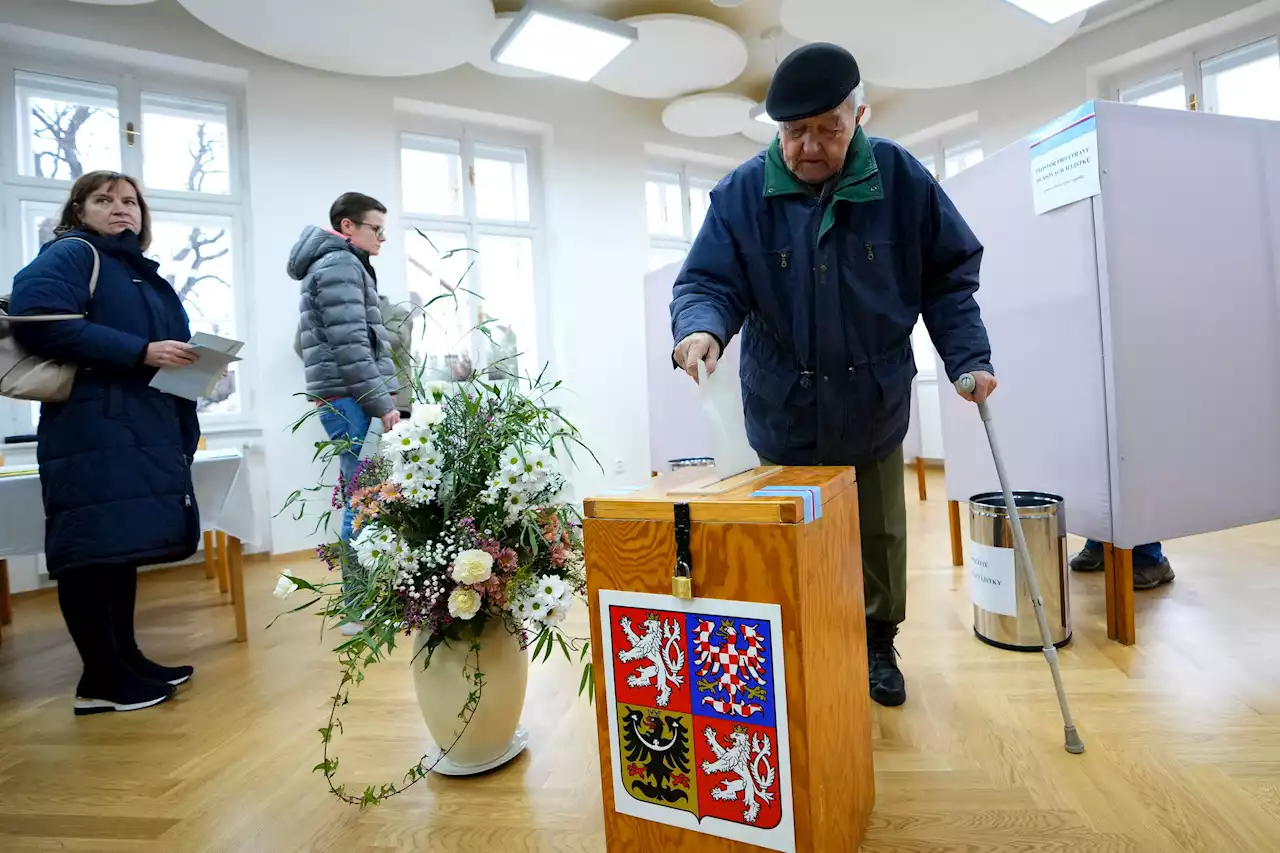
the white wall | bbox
[877,0,1280,157]
[0,0,760,591]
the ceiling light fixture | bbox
[999,0,1108,25]
[750,104,774,124]
[492,0,638,82]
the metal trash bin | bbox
[969,491,1071,652]
[668,457,715,472]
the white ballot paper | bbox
[149,332,243,401]
[697,359,760,480]
[359,414,384,461]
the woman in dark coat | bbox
[9,171,202,715]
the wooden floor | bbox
[2,469,1279,852]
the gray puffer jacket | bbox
[288,227,397,417]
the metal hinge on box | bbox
[672,502,693,599]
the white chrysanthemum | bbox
[541,604,568,627]
[451,549,495,585]
[533,574,568,604]
[400,482,428,503]
[527,447,553,475]
[353,524,397,569]
[448,588,481,620]
[425,380,450,401]
[382,420,416,453]
[517,592,550,622]
[419,468,442,490]
[411,403,445,428]
[499,446,524,475]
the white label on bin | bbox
[970,542,1018,617]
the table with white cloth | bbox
[0,447,260,644]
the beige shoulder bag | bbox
[0,237,101,402]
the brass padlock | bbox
[672,559,693,600]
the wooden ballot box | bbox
[585,466,874,853]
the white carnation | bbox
[411,403,445,428]
[272,569,297,600]
[451,549,495,585]
[447,588,482,620]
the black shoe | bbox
[1069,547,1104,572]
[127,655,194,687]
[867,619,906,707]
[1133,557,1175,591]
[74,671,177,716]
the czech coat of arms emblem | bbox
[598,590,795,853]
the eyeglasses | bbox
[354,221,386,240]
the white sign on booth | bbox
[970,541,1017,617]
[1030,101,1101,215]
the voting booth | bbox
[645,263,739,473]
[938,101,1280,644]
[585,466,874,853]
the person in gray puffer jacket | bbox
[288,194,400,628]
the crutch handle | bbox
[955,373,992,422]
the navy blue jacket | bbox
[671,130,993,466]
[9,230,201,576]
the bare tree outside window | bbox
[31,103,96,179]
[17,72,121,179]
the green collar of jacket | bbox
[763,126,885,242]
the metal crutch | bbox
[957,373,1085,755]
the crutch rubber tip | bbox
[1064,726,1085,755]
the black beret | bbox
[765,43,861,123]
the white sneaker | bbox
[340,622,363,636]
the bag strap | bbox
[61,237,101,300]
[0,237,101,324]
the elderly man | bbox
[671,44,997,708]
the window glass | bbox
[473,143,530,222]
[476,235,537,378]
[944,141,984,178]
[402,135,464,217]
[645,172,684,238]
[1119,72,1188,111]
[141,92,231,194]
[1202,38,1280,121]
[148,213,240,414]
[15,70,121,179]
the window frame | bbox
[0,47,255,433]
[1106,21,1280,118]
[910,134,984,181]
[646,161,725,271]
[396,117,547,381]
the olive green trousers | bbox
[762,443,907,625]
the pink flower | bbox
[550,543,568,568]
[481,575,509,608]
[498,548,518,571]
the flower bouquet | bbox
[275,374,595,807]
